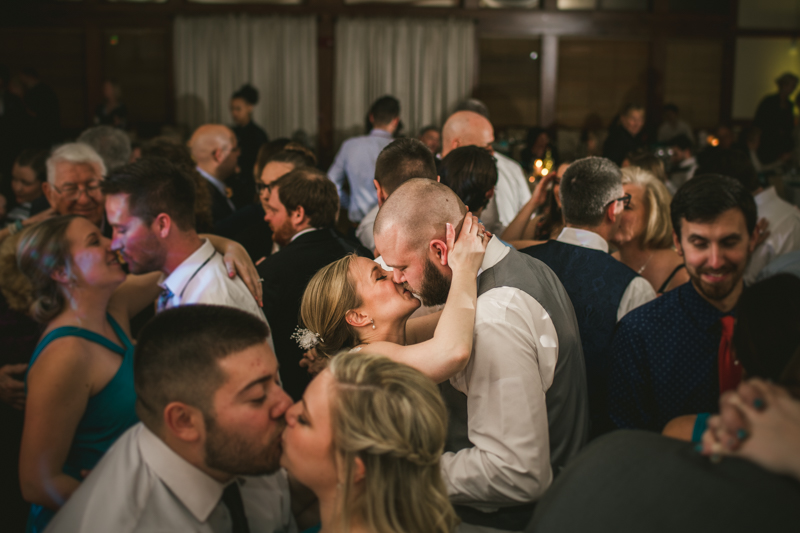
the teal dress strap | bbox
[26,313,129,389]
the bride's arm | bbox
[365,213,487,383]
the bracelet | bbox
[7,220,23,236]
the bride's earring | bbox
[371,319,375,330]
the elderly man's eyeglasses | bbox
[606,193,631,210]
[52,181,103,200]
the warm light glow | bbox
[529,176,536,183]
[541,168,549,176]
[534,159,543,168]
[707,135,719,147]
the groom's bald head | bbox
[374,178,466,255]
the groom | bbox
[374,179,589,532]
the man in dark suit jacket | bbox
[188,124,240,224]
[257,167,372,400]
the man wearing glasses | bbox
[43,142,109,230]
[521,156,656,438]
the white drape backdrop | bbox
[334,17,476,142]
[174,15,318,141]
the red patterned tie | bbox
[718,316,741,393]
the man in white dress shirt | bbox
[374,179,588,533]
[45,305,297,533]
[442,108,531,235]
[189,124,240,224]
[355,137,439,252]
[103,157,268,329]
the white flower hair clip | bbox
[292,327,323,350]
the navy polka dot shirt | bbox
[607,281,735,432]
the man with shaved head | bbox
[374,179,588,532]
[441,106,532,235]
[189,124,240,224]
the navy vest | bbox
[521,240,638,438]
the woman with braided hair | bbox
[282,350,459,533]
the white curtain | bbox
[174,15,318,141]
[334,17,476,142]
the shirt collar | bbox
[196,166,227,198]
[138,424,231,522]
[159,239,215,296]
[480,236,510,273]
[290,227,318,243]
[754,186,778,208]
[557,227,609,253]
[680,280,737,330]
[369,128,393,139]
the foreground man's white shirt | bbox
[441,237,555,530]
[158,238,274,350]
[45,423,296,533]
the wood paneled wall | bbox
[475,38,541,128]
[556,38,649,129]
[664,39,723,129]
[0,0,746,161]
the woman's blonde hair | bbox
[620,167,674,249]
[299,254,362,358]
[16,216,77,323]
[328,351,458,533]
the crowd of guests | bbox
[0,76,799,533]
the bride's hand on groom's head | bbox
[446,211,490,275]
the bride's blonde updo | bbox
[299,254,362,358]
[328,351,458,533]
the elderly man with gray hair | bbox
[3,143,108,241]
[41,142,107,229]
[77,125,132,172]
[521,156,655,437]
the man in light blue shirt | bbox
[327,96,400,223]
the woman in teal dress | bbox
[16,215,260,533]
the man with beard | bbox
[257,167,371,400]
[607,174,758,432]
[374,179,588,533]
[103,157,268,328]
[45,305,297,533]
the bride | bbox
[297,212,488,383]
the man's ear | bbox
[163,402,204,443]
[486,186,495,200]
[345,308,371,329]
[152,213,172,239]
[673,230,684,256]
[42,182,56,208]
[429,239,448,266]
[436,175,441,183]
[291,205,308,228]
[374,180,388,207]
[605,201,618,224]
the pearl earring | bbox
[371,319,375,330]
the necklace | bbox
[637,252,654,274]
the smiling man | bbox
[45,305,297,533]
[607,174,758,432]
[258,167,371,400]
[43,143,107,227]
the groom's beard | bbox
[416,257,451,307]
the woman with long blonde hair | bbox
[282,351,459,533]
[297,211,488,383]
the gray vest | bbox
[443,249,589,530]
